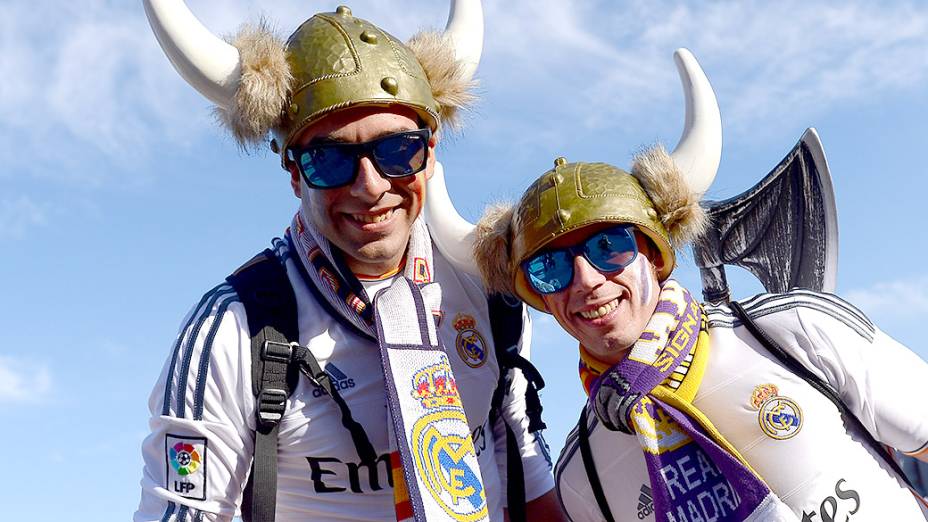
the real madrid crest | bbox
[630,396,692,455]
[410,361,488,521]
[750,384,803,440]
[453,314,488,368]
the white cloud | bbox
[0,1,216,183]
[843,276,928,318]
[2,0,925,179]
[480,1,928,138]
[0,356,52,403]
[0,195,48,240]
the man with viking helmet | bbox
[458,50,928,521]
[135,2,560,521]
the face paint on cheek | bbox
[638,257,652,306]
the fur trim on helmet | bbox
[406,30,477,133]
[215,20,292,150]
[473,202,516,295]
[631,144,709,248]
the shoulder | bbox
[163,239,294,420]
[555,408,593,521]
[555,406,647,521]
[554,409,588,488]
[160,281,251,420]
[176,282,249,353]
[704,288,875,342]
[432,248,491,302]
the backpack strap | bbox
[227,250,300,522]
[728,300,916,490]
[577,407,617,522]
[292,346,377,465]
[487,294,547,522]
[227,250,378,522]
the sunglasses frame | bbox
[288,128,432,190]
[521,224,639,295]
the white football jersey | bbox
[556,290,928,522]
[135,237,554,521]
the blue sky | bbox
[1,0,927,519]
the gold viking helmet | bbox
[142,1,483,167]
[478,153,708,312]
[424,49,722,311]
[272,7,441,159]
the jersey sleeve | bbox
[134,285,256,522]
[752,290,928,456]
[490,306,556,506]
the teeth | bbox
[353,210,393,224]
[579,299,619,320]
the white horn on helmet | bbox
[424,0,484,276]
[425,162,480,276]
[669,48,722,196]
[444,0,484,81]
[142,0,241,108]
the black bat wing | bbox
[694,128,838,302]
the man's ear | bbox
[651,246,666,273]
[539,293,551,314]
[634,230,665,272]
[287,163,302,198]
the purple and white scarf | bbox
[586,280,797,521]
[289,210,488,522]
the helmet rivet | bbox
[336,5,352,16]
[646,208,658,219]
[557,209,571,222]
[269,139,280,154]
[381,77,399,95]
[289,102,299,115]
[360,30,378,44]
[554,156,567,167]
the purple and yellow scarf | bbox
[582,280,796,521]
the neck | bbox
[354,261,404,281]
[345,251,407,281]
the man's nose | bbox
[349,156,391,201]
[571,255,607,291]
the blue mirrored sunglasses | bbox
[521,225,639,294]
[288,128,431,189]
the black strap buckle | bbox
[256,388,288,426]
[261,340,295,363]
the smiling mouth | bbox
[577,298,619,320]
[349,209,395,224]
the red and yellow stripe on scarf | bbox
[391,451,413,521]
[579,345,610,395]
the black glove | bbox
[588,368,639,434]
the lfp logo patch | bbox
[165,435,207,500]
[410,362,488,521]
[453,314,487,368]
[758,396,803,440]
[170,442,201,475]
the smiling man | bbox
[135,2,558,521]
[470,52,928,522]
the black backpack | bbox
[226,249,547,522]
